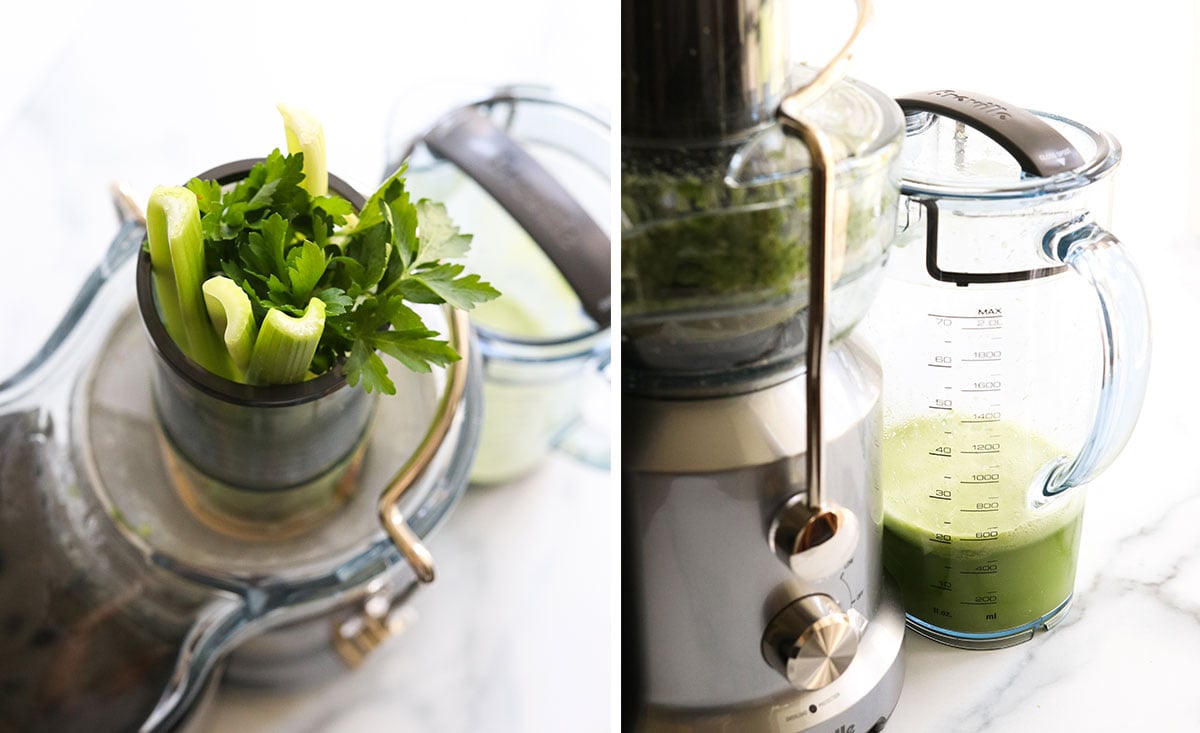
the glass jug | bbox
[864,90,1151,649]
[389,86,612,484]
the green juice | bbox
[881,417,1085,637]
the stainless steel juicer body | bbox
[622,0,905,729]
[625,337,904,731]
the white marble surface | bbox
[1,2,614,732]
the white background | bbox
[793,0,1199,241]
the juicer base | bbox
[638,579,906,733]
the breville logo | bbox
[929,89,1011,121]
[831,725,855,733]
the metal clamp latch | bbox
[333,583,420,668]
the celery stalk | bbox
[202,276,257,374]
[146,189,186,349]
[247,298,326,385]
[277,103,327,197]
[146,187,235,379]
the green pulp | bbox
[620,144,895,317]
[882,417,1086,637]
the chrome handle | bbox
[377,307,472,583]
[775,0,871,548]
[382,505,436,583]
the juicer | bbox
[0,185,482,732]
[622,0,906,730]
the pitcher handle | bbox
[1041,217,1151,495]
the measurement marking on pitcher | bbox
[961,527,1000,541]
[927,313,1005,319]
[961,560,999,576]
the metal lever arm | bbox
[775,0,870,547]
[377,307,473,583]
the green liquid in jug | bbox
[881,417,1086,636]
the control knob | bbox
[761,594,861,690]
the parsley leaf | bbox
[367,330,460,374]
[287,240,326,300]
[316,287,353,317]
[345,339,394,395]
[414,200,472,266]
[401,263,502,310]
[344,214,391,290]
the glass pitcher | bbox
[389,86,612,484]
[864,90,1151,649]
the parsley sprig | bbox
[182,150,499,394]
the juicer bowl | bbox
[620,71,903,393]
